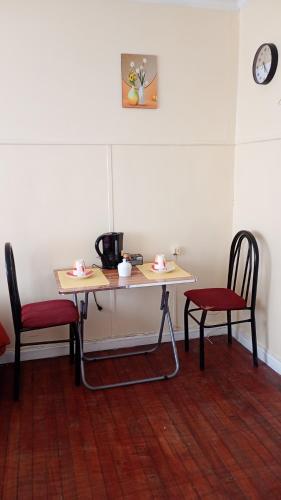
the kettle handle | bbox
[95,234,105,258]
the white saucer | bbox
[151,262,175,273]
[66,269,94,279]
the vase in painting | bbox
[128,86,139,106]
[138,85,145,105]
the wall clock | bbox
[252,43,278,84]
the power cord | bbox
[91,263,103,311]
[93,292,103,311]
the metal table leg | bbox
[77,285,180,391]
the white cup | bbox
[75,259,86,276]
[154,254,166,271]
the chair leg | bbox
[251,313,258,367]
[184,299,190,352]
[14,334,21,401]
[69,324,75,364]
[227,310,232,344]
[199,310,207,370]
[72,323,81,386]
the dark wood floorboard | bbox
[2,336,281,499]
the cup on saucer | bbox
[154,254,166,271]
[75,259,86,277]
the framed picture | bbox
[121,53,158,109]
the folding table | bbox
[54,262,196,391]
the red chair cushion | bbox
[0,322,10,356]
[184,288,247,311]
[21,300,79,329]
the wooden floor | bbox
[2,337,281,499]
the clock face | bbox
[253,43,278,84]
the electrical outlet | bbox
[171,247,181,256]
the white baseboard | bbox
[2,328,281,378]
[0,326,223,364]
[233,331,281,376]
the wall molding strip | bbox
[0,142,235,147]
[236,137,281,146]
[129,0,247,11]
[2,138,280,147]
[106,144,114,232]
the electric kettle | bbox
[95,232,124,269]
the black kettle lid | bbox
[102,231,123,237]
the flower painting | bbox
[121,54,158,109]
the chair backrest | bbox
[5,242,22,332]
[227,230,259,309]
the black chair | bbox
[5,242,81,400]
[184,230,259,370]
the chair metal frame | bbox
[5,242,80,400]
[184,230,259,369]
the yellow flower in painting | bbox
[128,70,137,86]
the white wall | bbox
[234,0,281,360]
[0,0,238,145]
[0,0,237,356]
